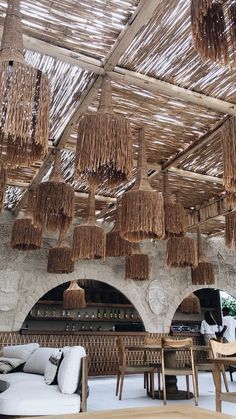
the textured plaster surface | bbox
[0,213,236,333]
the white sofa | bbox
[0,343,88,416]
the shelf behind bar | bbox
[28,316,141,323]
[37,300,133,308]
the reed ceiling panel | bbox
[4,187,25,210]
[119,0,236,102]
[0,0,139,60]
[66,80,224,164]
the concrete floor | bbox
[87,372,236,416]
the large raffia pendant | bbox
[180,293,201,314]
[33,149,75,232]
[191,227,215,285]
[47,229,74,274]
[63,280,86,309]
[166,235,197,268]
[0,0,50,168]
[225,211,236,249]
[120,127,164,242]
[163,172,186,238]
[75,76,133,187]
[125,243,149,281]
[106,204,132,257]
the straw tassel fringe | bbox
[63,280,86,310]
[225,212,236,248]
[166,236,197,268]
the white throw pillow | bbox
[57,346,86,394]
[2,343,39,362]
[0,357,25,373]
[44,349,62,385]
[23,347,57,375]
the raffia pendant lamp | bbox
[63,280,86,309]
[120,127,164,242]
[0,159,6,211]
[11,190,42,251]
[225,211,236,248]
[180,293,201,314]
[47,229,74,274]
[72,187,106,260]
[106,204,132,257]
[166,235,197,268]
[125,243,149,281]
[0,0,50,168]
[191,227,215,285]
[163,172,186,238]
[34,149,74,232]
[191,0,234,66]
[222,117,236,206]
[75,76,132,187]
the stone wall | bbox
[1,212,236,333]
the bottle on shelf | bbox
[103,310,107,319]
[110,310,113,319]
[118,309,121,319]
[72,323,76,331]
[114,310,117,319]
[36,309,40,317]
[124,311,128,319]
[85,312,89,319]
[62,310,66,317]
[130,311,134,319]
[91,312,95,319]
[44,309,48,318]
[77,312,81,319]
[65,323,69,331]
[81,324,85,330]
[52,307,56,317]
[97,309,101,319]
[89,325,93,331]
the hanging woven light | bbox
[63,280,86,309]
[0,0,50,168]
[180,293,201,314]
[125,243,149,281]
[191,0,234,66]
[166,235,197,268]
[72,187,106,260]
[191,227,215,285]
[222,117,236,206]
[225,211,236,248]
[163,172,186,238]
[120,127,164,242]
[33,149,74,232]
[0,159,6,211]
[11,190,42,251]
[106,204,132,257]
[75,75,132,187]
[47,229,74,274]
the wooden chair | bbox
[143,335,161,396]
[115,337,155,400]
[158,337,198,406]
[210,339,236,412]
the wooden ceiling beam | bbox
[187,196,229,231]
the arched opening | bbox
[22,279,145,333]
[171,288,236,341]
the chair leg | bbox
[222,366,229,392]
[162,373,167,405]
[195,367,199,398]
[119,372,125,400]
[144,372,146,389]
[192,372,198,407]
[150,370,155,400]
[157,370,161,399]
[116,372,120,396]
[186,375,190,399]
[229,366,233,383]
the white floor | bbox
[87,372,236,416]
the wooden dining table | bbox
[208,357,236,412]
[125,344,210,400]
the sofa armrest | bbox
[76,356,88,413]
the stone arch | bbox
[12,260,154,331]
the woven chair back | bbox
[210,339,236,358]
[161,337,193,349]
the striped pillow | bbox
[0,357,24,373]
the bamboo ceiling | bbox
[2,0,235,236]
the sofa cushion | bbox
[0,357,24,374]
[44,349,62,385]
[0,373,81,415]
[58,346,86,394]
[23,347,57,375]
[3,343,39,362]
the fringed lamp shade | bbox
[106,205,132,257]
[0,160,6,211]
[34,149,74,232]
[166,236,197,268]
[163,172,186,237]
[222,118,236,206]
[75,76,132,187]
[47,229,74,274]
[11,190,42,251]
[63,280,86,309]
[191,0,236,66]
[120,127,164,242]
[191,227,215,285]
[225,212,236,248]
[125,243,149,281]
[0,0,50,168]
[180,293,201,314]
[72,188,106,260]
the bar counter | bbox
[0,330,206,376]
